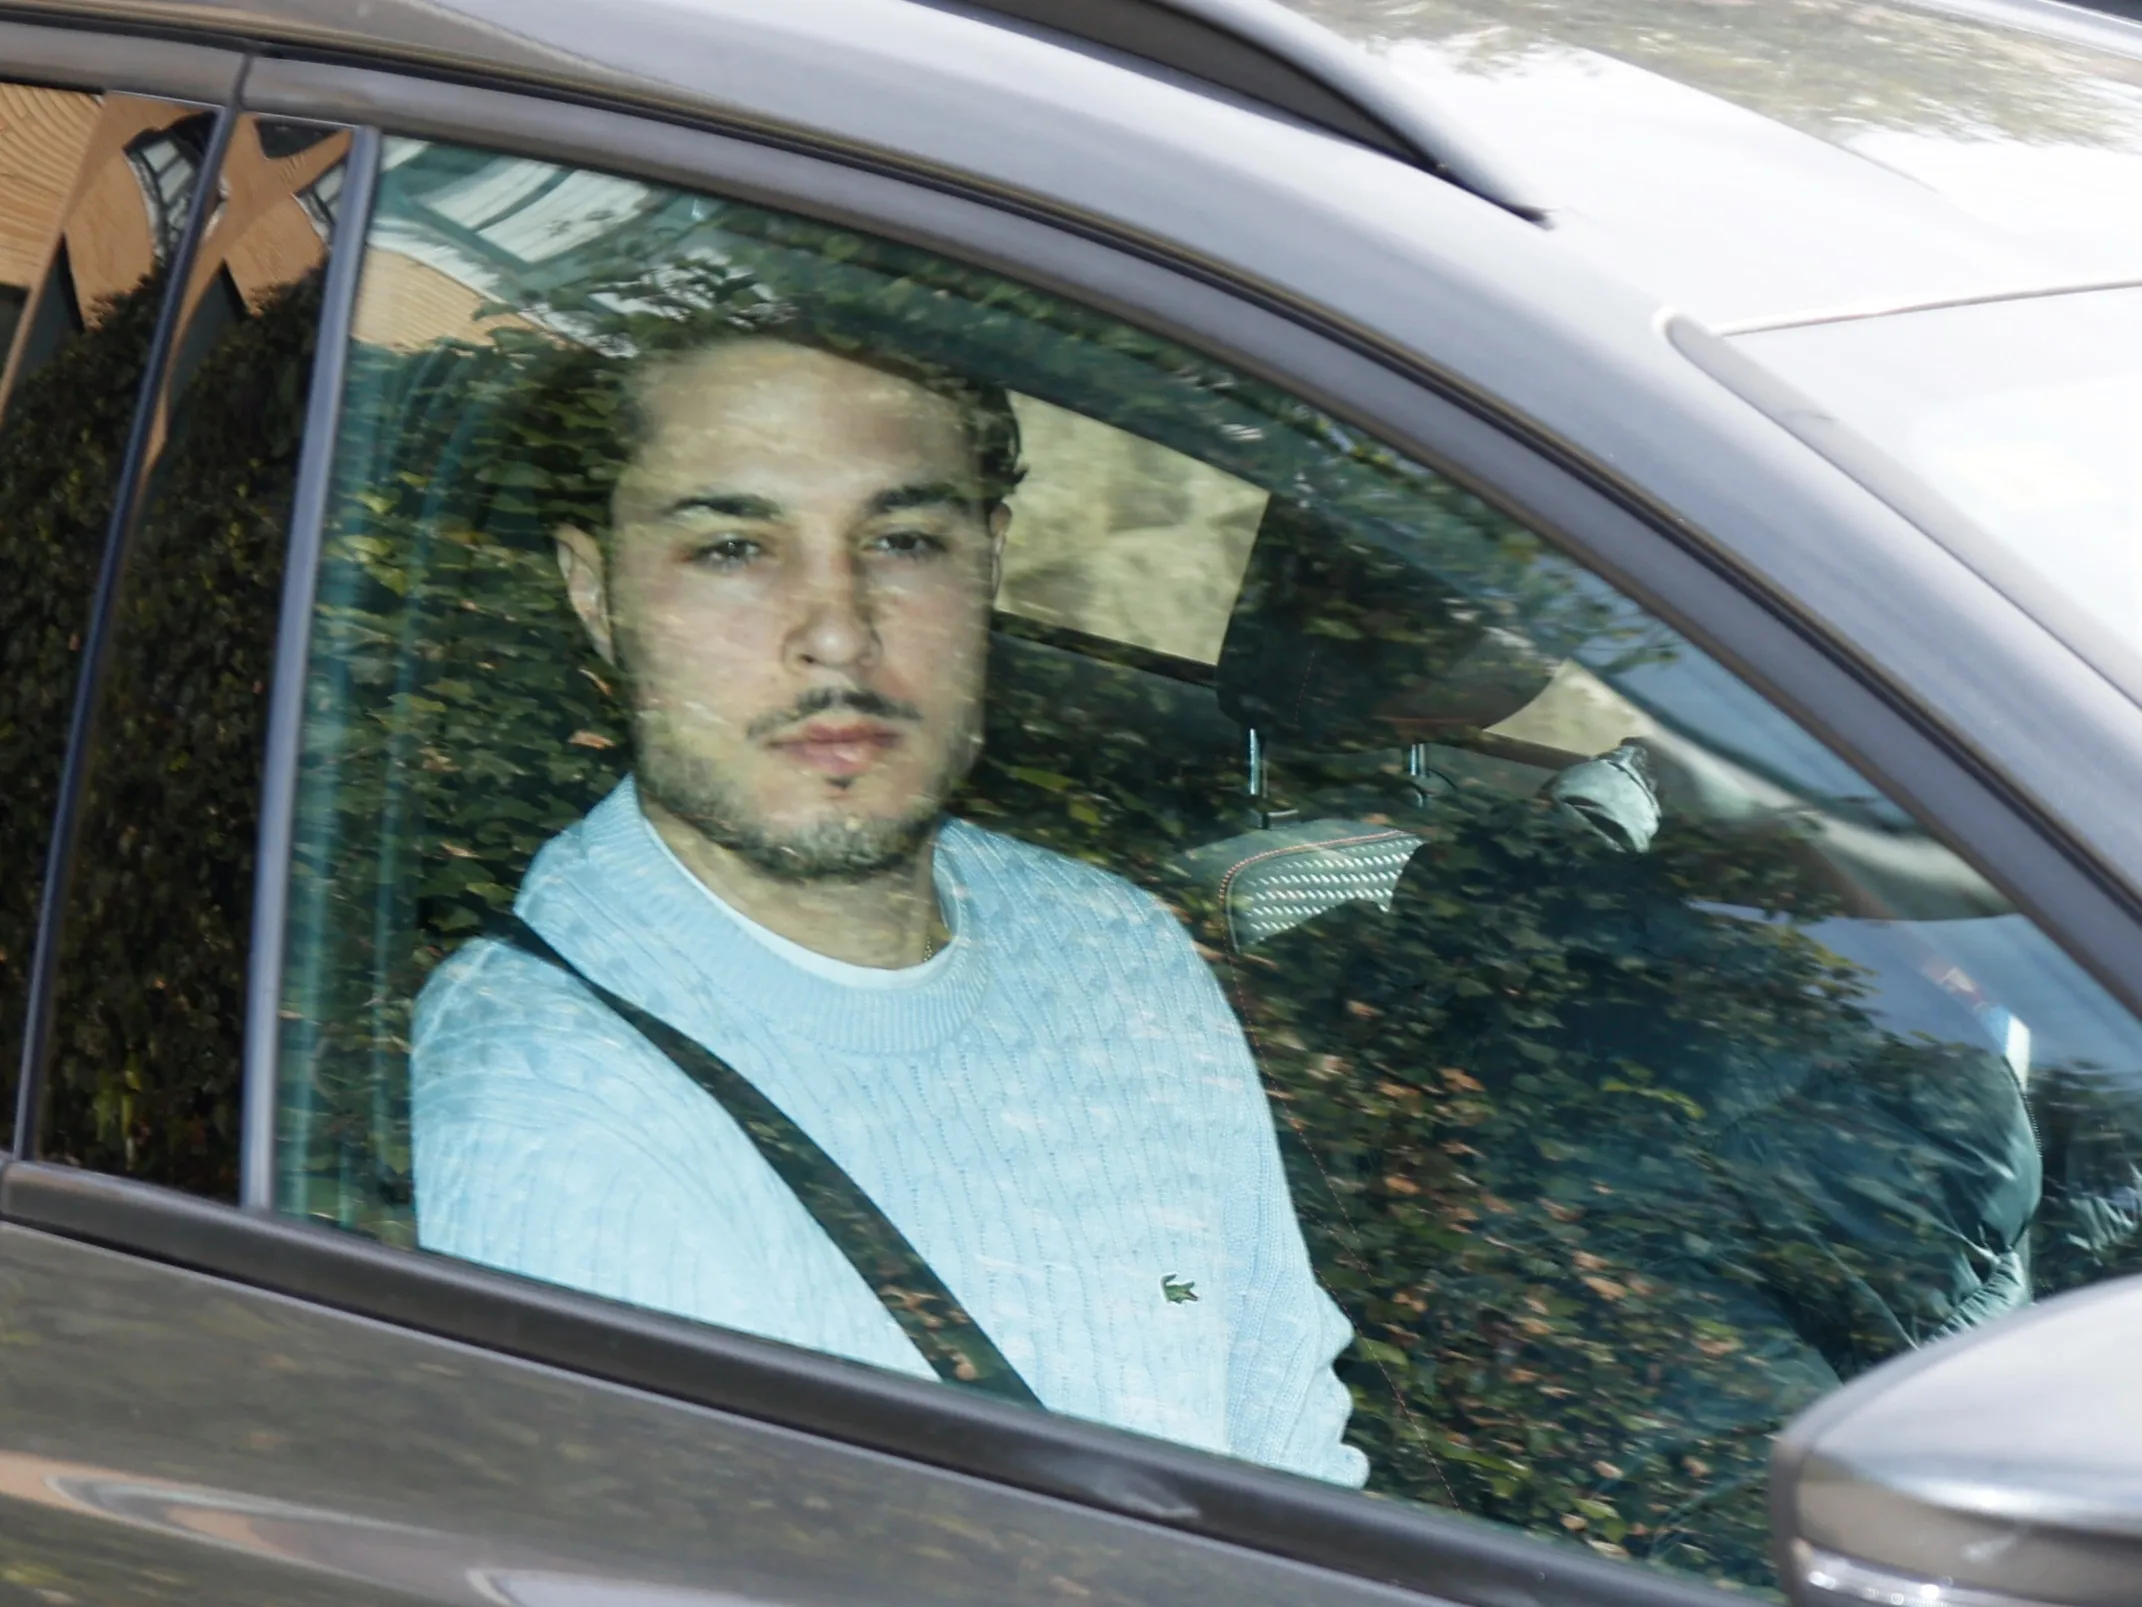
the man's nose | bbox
[786,551,878,672]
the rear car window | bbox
[0,87,219,1147]
[35,115,354,1194]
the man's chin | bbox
[738,831,934,883]
[638,750,961,882]
[694,805,941,884]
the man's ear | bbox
[555,525,617,665]
[986,503,1011,601]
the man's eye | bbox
[869,528,946,559]
[689,536,762,569]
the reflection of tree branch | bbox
[1291,0,2142,148]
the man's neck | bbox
[640,796,949,970]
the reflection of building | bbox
[0,91,350,427]
[0,84,108,366]
[124,119,204,262]
[353,144,650,350]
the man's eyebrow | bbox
[867,481,974,516]
[661,490,784,521]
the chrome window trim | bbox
[239,123,381,1212]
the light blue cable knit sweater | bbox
[412,778,1367,1485]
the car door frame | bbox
[5,9,2142,1607]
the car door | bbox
[8,6,2142,1607]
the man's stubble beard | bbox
[629,695,982,885]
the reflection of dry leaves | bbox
[567,728,615,749]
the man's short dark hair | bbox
[496,298,1026,547]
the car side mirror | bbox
[1771,1276,2142,1607]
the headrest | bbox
[1216,498,1557,750]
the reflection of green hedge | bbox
[39,270,322,1196]
[1236,800,1861,1584]
[0,274,163,1144]
[279,338,627,1240]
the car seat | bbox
[1171,494,1654,953]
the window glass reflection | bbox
[0,88,212,1143]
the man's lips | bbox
[768,719,905,778]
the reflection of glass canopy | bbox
[371,139,675,327]
[123,123,207,264]
[297,162,344,241]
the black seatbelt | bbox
[488,915,1040,1406]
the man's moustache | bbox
[747,687,923,741]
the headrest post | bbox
[1246,726,1266,801]
[1406,741,1429,802]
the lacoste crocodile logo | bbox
[1162,1274,1198,1305]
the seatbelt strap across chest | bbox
[488,915,1041,1406]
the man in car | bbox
[409,312,1367,1486]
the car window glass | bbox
[37,116,351,1195]
[0,86,223,1148]
[279,138,2142,1593]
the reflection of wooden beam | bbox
[61,103,172,314]
[176,121,349,329]
[0,93,199,422]
[0,96,202,415]
[137,121,351,462]
[352,247,544,350]
[0,84,100,287]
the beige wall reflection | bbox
[998,393,1266,665]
